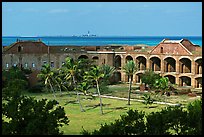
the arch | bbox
[149,55,160,59]
[92,56,99,60]
[125,55,133,63]
[195,58,202,74]
[135,54,147,60]
[179,56,192,61]
[78,55,89,60]
[114,71,121,83]
[164,75,175,84]
[135,73,143,83]
[164,57,176,72]
[150,57,161,71]
[136,56,146,71]
[114,55,122,69]
[179,76,191,87]
[179,58,191,73]
[194,56,202,61]
[195,77,202,88]
[18,46,22,52]
[160,47,163,53]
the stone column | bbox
[176,58,180,74]
[191,76,195,88]
[175,75,180,87]
[146,58,150,70]
[191,60,195,75]
[161,57,164,74]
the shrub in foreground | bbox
[82,99,202,135]
[2,91,69,135]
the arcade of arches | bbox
[113,55,202,88]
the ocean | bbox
[2,36,202,47]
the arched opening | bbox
[18,46,22,52]
[179,76,191,87]
[164,75,175,84]
[92,56,99,65]
[195,77,202,88]
[125,55,133,63]
[179,58,191,73]
[114,55,121,70]
[78,55,89,60]
[150,57,161,71]
[164,57,176,72]
[195,59,202,74]
[114,71,121,83]
[136,56,146,71]
[160,47,163,53]
[136,73,143,83]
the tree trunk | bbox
[128,76,132,105]
[73,76,84,112]
[57,83,62,96]
[49,81,56,98]
[96,80,103,114]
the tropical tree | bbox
[154,77,170,95]
[99,64,116,93]
[85,66,105,114]
[123,60,138,105]
[61,57,84,112]
[100,64,116,83]
[141,69,161,90]
[37,64,57,98]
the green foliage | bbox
[142,94,154,107]
[2,90,69,135]
[141,70,161,89]
[154,77,169,93]
[186,99,202,134]
[2,66,28,88]
[122,60,138,76]
[122,60,138,105]
[82,99,202,135]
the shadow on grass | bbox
[85,103,111,111]
[103,106,128,115]
[144,105,158,108]
[64,100,78,105]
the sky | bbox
[2,2,202,36]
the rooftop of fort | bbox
[2,39,202,55]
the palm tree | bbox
[37,64,56,98]
[123,60,138,105]
[61,57,84,112]
[100,64,116,83]
[85,66,105,114]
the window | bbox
[18,46,22,52]
[6,63,9,68]
[160,47,163,53]
[32,63,35,68]
[51,61,54,67]
[13,63,17,67]
[25,63,28,68]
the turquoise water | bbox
[2,36,202,46]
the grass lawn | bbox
[25,91,166,135]
[23,83,201,135]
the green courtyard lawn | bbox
[23,83,201,135]
[25,91,165,135]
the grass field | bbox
[25,91,165,135]
[23,84,201,135]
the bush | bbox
[82,99,202,135]
[2,90,69,135]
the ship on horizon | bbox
[72,31,97,37]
